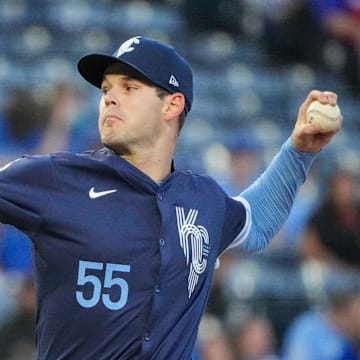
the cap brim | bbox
[78,54,123,88]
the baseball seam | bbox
[307,109,342,122]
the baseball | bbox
[306,100,343,132]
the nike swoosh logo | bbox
[89,187,117,199]
[0,158,21,172]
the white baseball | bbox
[306,100,343,132]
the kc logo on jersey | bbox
[175,207,210,298]
[114,36,141,57]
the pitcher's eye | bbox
[101,86,109,95]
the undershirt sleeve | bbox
[231,137,319,252]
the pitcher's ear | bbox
[163,93,185,120]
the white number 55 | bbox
[76,260,130,310]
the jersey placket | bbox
[141,188,172,357]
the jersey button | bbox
[157,192,164,200]
[159,238,165,246]
[144,332,150,341]
[155,284,160,294]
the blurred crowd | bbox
[0,0,360,359]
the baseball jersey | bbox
[0,147,248,359]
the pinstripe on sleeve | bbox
[232,137,319,252]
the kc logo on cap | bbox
[114,36,141,57]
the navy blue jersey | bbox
[0,148,247,359]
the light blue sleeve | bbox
[232,137,319,252]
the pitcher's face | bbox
[98,73,164,155]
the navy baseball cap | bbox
[78,36,193,114]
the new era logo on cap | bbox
[169,75,179,87]
[78,36,193,114]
